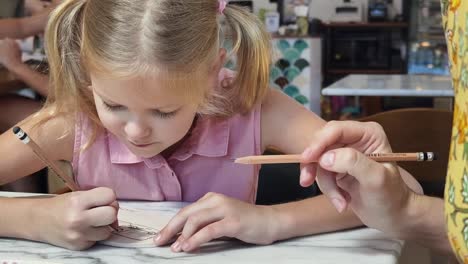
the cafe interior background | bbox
[233,0,452,203]
[0,0,452,204]
[0,0,455,262]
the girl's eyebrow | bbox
[92,88,120,105]
[92,86,181,111]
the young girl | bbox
[0,0,364,251]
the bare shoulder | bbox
[261,89,325,153]
[0,111,75,184]
[19,112,76,162]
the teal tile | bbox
[277,40,291,54]
[270,66,283,81]
[285,66,301,81]
[294,58,310,71]
[294,94,309,105]
[293,39,309,54]
[284,48,301,62]
[284,85,300,97]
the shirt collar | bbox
[108,116,230,167]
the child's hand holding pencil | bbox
[32,187,119,250]
[12,127,119,250]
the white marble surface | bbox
[322,74,454,97]
[0,192,404,264]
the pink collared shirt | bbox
[72,71,262,203]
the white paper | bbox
[99,207,173,248]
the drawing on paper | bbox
[112,220,159,241]
[99,207,173,248]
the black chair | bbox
[256,150,320,205]
[359,108,453,197]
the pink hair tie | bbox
[218,0,227,14]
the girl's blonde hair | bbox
[36,0,271,141]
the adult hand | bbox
[300,121,422,236]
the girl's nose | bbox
[124,120,152,142]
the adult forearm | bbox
[0,19,26,39]
[0,10,48,39]
[9,63,49,96]
[399,195,453,255]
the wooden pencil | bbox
[234,152,436,165]
[12,126,79,191]
[12,126,119,232]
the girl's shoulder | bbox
[21,111,76,162]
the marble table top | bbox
[0,193,404,264]
[322,74,454,97]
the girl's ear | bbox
[213,48,227,72]
[219,48,227,64]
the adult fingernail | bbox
[332,198,345,213]
[302,148,313,160]
[303,167,311,181]
[320,152,335,167]
[299,166,306,179]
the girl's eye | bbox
[102,101,126,111]
[153,110,177,119]
[102,99,178,119]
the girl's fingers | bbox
[84,226,112,242]
[155,195,215,246]
[179,208,224,242]
[180,219,231,252]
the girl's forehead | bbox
[90,72,207,107]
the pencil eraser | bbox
[425,152,436,161]
[12,126,20,134]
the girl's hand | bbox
[0,39,22,70]
[34,187,119,250]
[154,192,278,252]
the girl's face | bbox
[90,73,202,158]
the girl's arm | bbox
[261,89,362,239]
[0,112,74,185]
[261,89,326,154]
[0,113,118,250]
